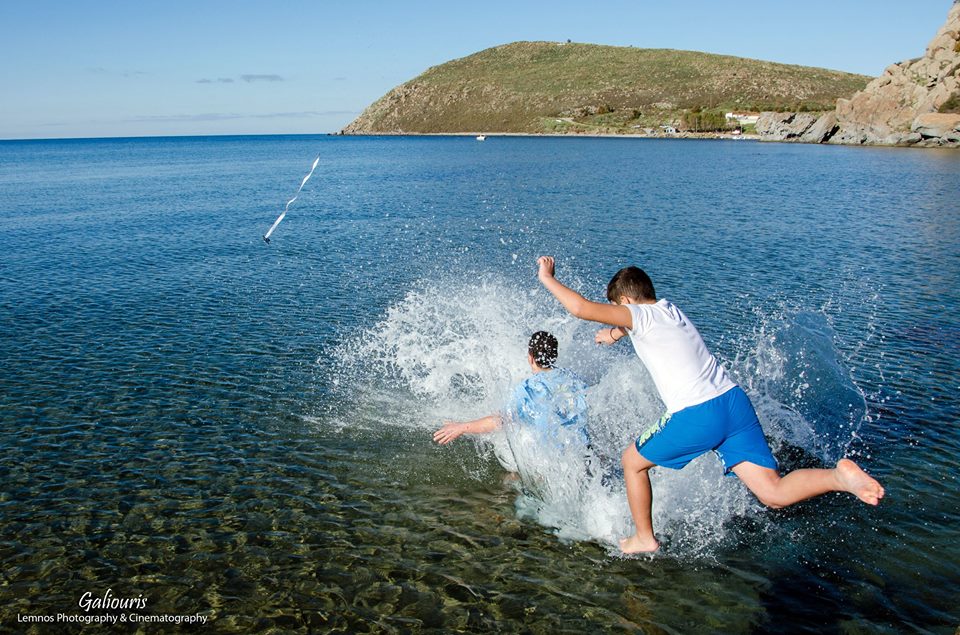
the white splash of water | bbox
[326,274,865,556]
[731,308,867,464]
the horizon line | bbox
[0,131,343,143]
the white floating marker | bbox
[263,155,320,243]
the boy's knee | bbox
[749,481,786,509]
[735,465,786,508]
[755,492,785,509]
[621,445,648,471]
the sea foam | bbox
[327,273,866,557]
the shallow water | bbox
[0,135,958,632]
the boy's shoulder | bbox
[539,367,588,392]
[517,367,586,393]
[625,298,672,312]
[627,298,681,332]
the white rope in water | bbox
[263,155,320,243]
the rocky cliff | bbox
[758,1,960,147]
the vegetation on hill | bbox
[343,41,871,135]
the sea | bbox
[0,134,958,633]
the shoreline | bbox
[0,131,756,143]
[6,132,955,149]
[337,129,959,149]
[338,131,762,141]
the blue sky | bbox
[1,0,954,139]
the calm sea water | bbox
[0,135,958,633]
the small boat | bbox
[476,134,486,141]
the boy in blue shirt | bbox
[536,256,884,554]
[433,331,589,449]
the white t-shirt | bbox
[626,299,736,413]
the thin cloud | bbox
[196,77,235,84]
[124,110,359,123]
[241,74,284,83]
[130,113,245,122]
[251,110,360,119]
[87,67,149,78]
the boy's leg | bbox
[620,444,660,553]
[720,387,883,507]
[733,459,884,508]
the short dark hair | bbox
[528,331,558,369]
[606,266,656,303]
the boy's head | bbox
[607,266,656,304]
[528,331,558,369]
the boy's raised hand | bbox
[537,256,555,281]
[536,255,635,330]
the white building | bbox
[725,112,760,125]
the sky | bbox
[1,0,955,139]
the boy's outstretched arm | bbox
[537,256,633,329]
[433,414,502,445]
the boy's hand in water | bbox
[537,256,555,281]
[433,421,466,445]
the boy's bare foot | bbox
[836,458,885,505]
[619,534,660,554]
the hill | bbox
[343,41,871,135]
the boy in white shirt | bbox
[536,256,884,554]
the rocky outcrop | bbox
[755,111,844,144]
[912,112,960,141]
[756,112,814,140]
[800,111,840,143]
[759,1,960,148]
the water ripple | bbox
[0,136,958,631]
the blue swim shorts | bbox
[635,386,778,474]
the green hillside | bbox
[343,41,871,134]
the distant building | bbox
[725,112,760,125]
[660,125,677,134]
